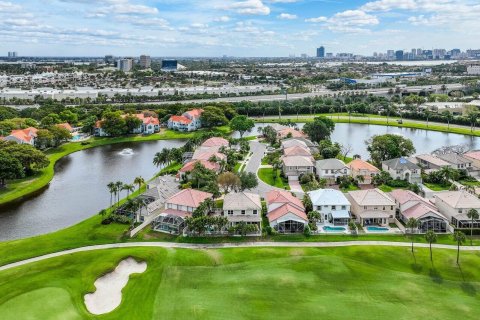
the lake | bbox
[0,123,478,241]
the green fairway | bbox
[0,246,479,319]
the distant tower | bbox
[316,46,325,58]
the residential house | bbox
[281,137,319,154]
[222,192,262,232]
[266,190,308,233]
[281,155,315,181]
[348,159,380,184]
[437,153,473,170]
[389,189,448,233]
[347,188,396,226]
[178,160,221,179]
[3,127,38,145]
[463,151,480,169]
[56,123,74,133]
[433,191,480,228]
[153,188,213,234]
[410,154,451,171]
[201,137,229,148]
[94,113,160,136]
[167,108,203,132]
[316,158,350,182]
[308,189,351,225]
[277,127,305,139]
[283,146,312,157]
[382,157,422,184]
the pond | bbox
[1,123,479,241]
[0,140,185,241]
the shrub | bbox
[303,224,311,237]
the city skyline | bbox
[1,0,480,57]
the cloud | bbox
[306,10,378,33]
[214,16,231,22]
[226,0,270,15]
[0,1,22,12]
[277,13,297,20]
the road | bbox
[1,240,479,272]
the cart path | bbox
[2,241,480,272]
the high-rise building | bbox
[139,55,151,68]
[105,55,114,64]
[117,58,133,72]
[395,50,404,61]
[416,48,422,56]
[387,50,395,59]
[316,46,325,58]
[161,59,178,71]
[7,51,17,58]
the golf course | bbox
[0,246,479,319]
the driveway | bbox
[245,141,303,198]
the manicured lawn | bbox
[459,180,480,187]
[424,182,452,191]
[1,246,479,319]
[233,162,242,173]
[258,168,289,189]
[0,126,230,206]
[340,184,360,192]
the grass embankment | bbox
[0,126,230,206]
[258,168,290,189]
[1,246,479,319]
[256,114,480,137]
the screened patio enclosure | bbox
[153,214,186,235]
[274,220,305,233]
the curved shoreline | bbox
[1,240,479,272]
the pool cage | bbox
[274,220,305,233]
[153,214,186,235]
[115,195,156,219]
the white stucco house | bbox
[308,188,351,225]
[382,157,422,184]
[316,158,350,182]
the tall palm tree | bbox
[406,217,420,253]
[133,176,145,191]
[153,148,170,167]
[439,166,458,184]
[453,231,466,265]
[466,208,479,245]
[107,182,116,208]
[425,230,437,262]
[442,110,454,130]
[122,183,135,198]
[115,181,123,206]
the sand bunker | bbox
[84,257,147,315]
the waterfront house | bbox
[437,153,473,170]
[348,159,380,184]
[56,123,74,133]
[389,189,448,233]
[94,113,160,136]
[266,190,308,233]
[283,145,312,157]
[201,137,229,148]
[316,158,350,182]
[3,127,38,145]
[410,154,451,171]
[433,191,480,228]
[382,157,422,184]
[281,137,319,154]
[463,150,480,169]
[347,188,396,226]
[308,188,351,225]
[276,127,305,139]
[222,192,262,232]
[178,160,221,179]
[167,108,203,132]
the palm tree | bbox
[442,110,454,130]
[346,105,354,123]
[466,208,479,245]
[406,217,420,253]
[107,182,116,208]
[425,230,437,262]
[122,183,135,198]
[424,109,431,128]
[453,231,466,265]
[153,148,170,167]
[133,176,145,191]
[439,166,458,184]
[115,181,123,206]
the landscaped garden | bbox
[1,246,479,319]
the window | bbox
[253,210,258,215]
[241,210,246,215]
[317,206,322,210]
[341,206,346,210]
[228,210,233,215]
[332,205,336,210]
[391,206,393,210]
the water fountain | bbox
[118,148,134,156]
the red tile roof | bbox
[169,115,192,124]
[266,190,304,210]
[56,123,74,132]
[8,127,38,143]
[166,188,213,208]
[184,108,204,118]
[348,159,380,172]
[267,203,308,223]
[201,137,229,148]
[179,160,220,173]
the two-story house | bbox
[3,127,38,146]
[382,157,422,184]
[347,188,396,226]
[348,159,380,184]
[168,109,204,132]
[316,158,350,182]
[433,190,480,228]
[308,188,351,225]
[266,190,308,233]
[222,192,262,233]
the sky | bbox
[1,0,480,57]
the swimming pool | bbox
[71,134,83,141]
[366,226,389,232]
[323,226,346,232]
